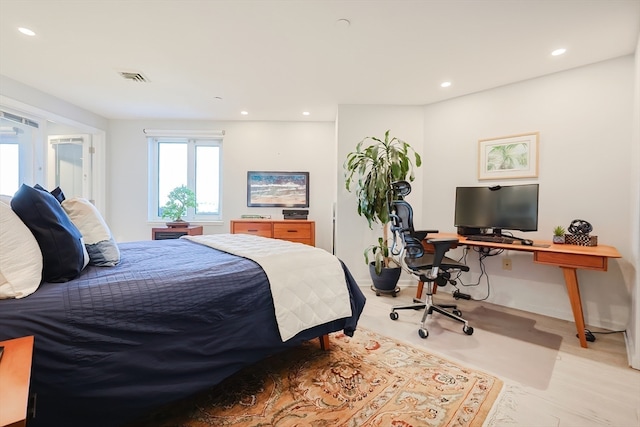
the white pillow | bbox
[0,201,43,298]
[62,198,120,266]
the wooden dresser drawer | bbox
[231,221,273,238]
[273,223,312,239]
[231,219,315,246]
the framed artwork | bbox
[478,132,539,180]
[247,171,310,207]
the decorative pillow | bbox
[34,184,65,203]
[0,201,43,298]
[62,198,120,267]
[50,186,66,203]
[10,184,88,283]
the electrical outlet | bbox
[502,258,512,270]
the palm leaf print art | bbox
[486,143,529,171]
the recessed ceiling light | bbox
[440,81,452,88]
[240,111,248,115]
[302,111,310,116]
[551,48,567,56]
[18,27,36,36]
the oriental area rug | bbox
[131,328,503,427]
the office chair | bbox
[387,181,474,339]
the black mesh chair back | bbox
[387,181,474,339]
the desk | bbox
[420,234,621,348]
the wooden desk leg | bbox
[561,267,588,348]
[415,281,424,300]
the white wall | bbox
[106,120,336,251]
[628,36,640,369]
[335,56,636,338]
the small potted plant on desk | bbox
[162,185,197,227]
[344,129,421,296]
[553,225,566,244]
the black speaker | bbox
[282,209,308,220]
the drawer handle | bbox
[248,229,258,232]
[287,230,298,233]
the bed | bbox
[0,236,366,427]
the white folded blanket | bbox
[182,234,352,341]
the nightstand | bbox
[152,225,203,240]
[0,336,34,427]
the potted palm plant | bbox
[162,185,197,227]
[344,130,422,294]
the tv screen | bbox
[247,171,309,208]
[454,184,539,233]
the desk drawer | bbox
[534,251,607,271]
[231,222,272,238]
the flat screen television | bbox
[454,184,539,235]
[247,171,309,208]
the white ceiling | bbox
[1,0,639,122]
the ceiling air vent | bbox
[118,71,149,82]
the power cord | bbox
[448,246,500,301]
[578,328,627,343]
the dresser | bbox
[230,219,315,246]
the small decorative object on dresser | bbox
[553,225,566,244]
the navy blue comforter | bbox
[0,239,365,427]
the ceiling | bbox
[1,0,639,122]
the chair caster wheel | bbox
[418,328,429,339]
[390,312,399,321]
[453,309,462,317]
[463,325,474,335]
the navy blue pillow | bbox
[11,184,86,283]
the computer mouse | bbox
[522,239,534,246]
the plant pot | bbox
[166,220,190,228]
[369,262,402,291]
[552,235,565,244]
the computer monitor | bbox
[454,184,539,235]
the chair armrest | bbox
[413,229,439,241]
[426,238,459,267]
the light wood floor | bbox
[356,285,640,427]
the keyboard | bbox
[466,235,515,244]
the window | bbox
[148,131,223,222]
[0,111,41,196]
